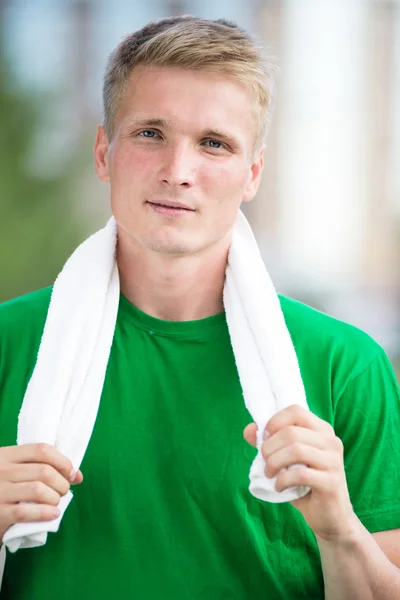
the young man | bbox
[0,16,399,600]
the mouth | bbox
[146,200,196,218]
[146,200,195,211]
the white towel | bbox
[3,210,309,553]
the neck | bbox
[117,232,229,322]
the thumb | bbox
[243,422,257,448]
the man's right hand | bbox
[0,444,83,542]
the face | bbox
[94,65,264,257]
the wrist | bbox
[315,514,364,551]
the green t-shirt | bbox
[0,287,399,600]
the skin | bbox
[96,66,400,586]
[0,444,82,541]
[243,405,355,542]
[2,65,399,596]
[244,407,400,598]
[0,65,264,539]
[94,65,264,321]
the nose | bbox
[157,143,195,188]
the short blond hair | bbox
[103,16,277,149]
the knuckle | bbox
[288,468,301,486]
[292,404,303,417]
[0,464,9,480]
[39,464,55,485]
[30,481,60,505]
[39,506,53,521]
[294,466,307,481]
[30,481,46,501]
[13,503,29,522]
[58,478,70,496]
[47,494,60,507]
[285,427,298,443]
[292,442,306,461]
[62,458,73,477]
[36,443,52,460]
[289,466,309,489]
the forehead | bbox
[116,65,257,142]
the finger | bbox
[1,444,76,483]
[261,426,330,458]
[264,445,341,479]
[3,502,60,529]
[0,481,60,506]
[266,405,334,437]
[275,466,336,495]
[4,464,71,496]
[243,423,257,447]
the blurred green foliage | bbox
[0,52,88,302]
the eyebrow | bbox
[128,118,169,128]
[202,128,237,142]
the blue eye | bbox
[205,139,223,149]
[140,130,158,138]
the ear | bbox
[94,125,110,183]
[243,145,265,203]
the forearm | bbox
[317,518,400,600]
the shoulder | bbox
[279,293,380,343]
[0,287,52,344]
[0,287,52,411]
[0,287,52,322]
[278,294,388,400]
[278,293,382,359]
[0,288,53,443]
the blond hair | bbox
[103,16,277,149]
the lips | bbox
[147,200,194,211]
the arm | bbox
[316,521,400,600]
[243,393,400,599]
[244,345,400,597]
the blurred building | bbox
[248,0,400,358]
[2,0,399,362]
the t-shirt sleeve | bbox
[333,349,400,533]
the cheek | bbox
[198,163,248,200]
[111,148,155,183]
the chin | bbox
[143,237,195,256]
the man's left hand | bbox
[243,404,358,543]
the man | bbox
[0,16,399,600]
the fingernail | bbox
[263,429,271,441]
[69,469,76,482]
[52,507,60,519]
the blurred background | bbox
[0,0,399,375]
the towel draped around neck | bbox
[3,210,310,553]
